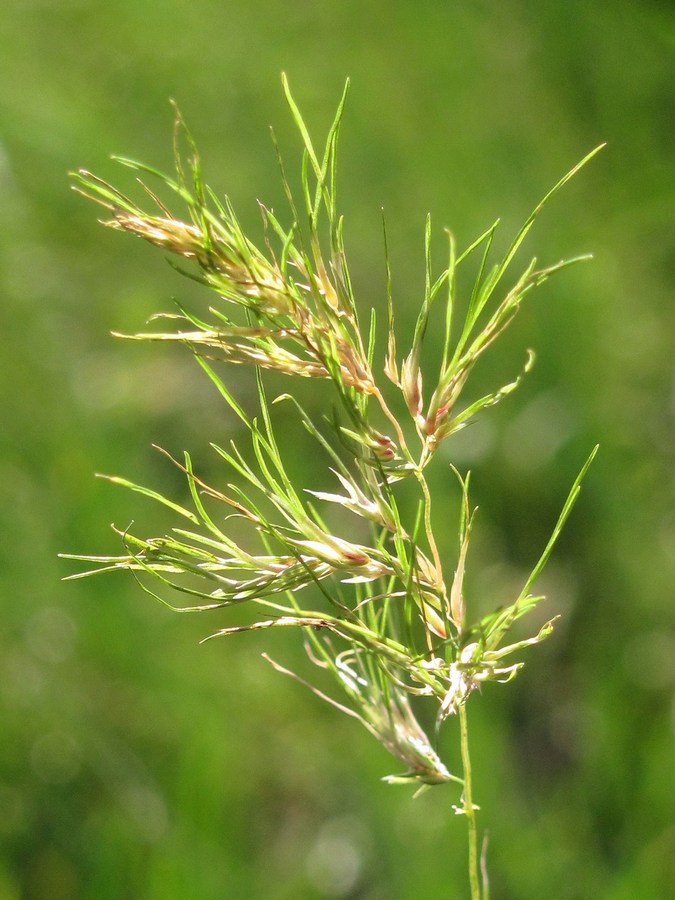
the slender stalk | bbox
[415,467,445,592]
[459,701,481,900]
[372,384,412,459]
[480,832,491,900]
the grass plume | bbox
[65,77,600,896]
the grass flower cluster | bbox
[64,76,600,897]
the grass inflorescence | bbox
[64,75,601,898]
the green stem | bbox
[459,701,481,900]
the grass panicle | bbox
[65,76,600,898]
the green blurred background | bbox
[1,1,673,897]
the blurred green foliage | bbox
[1,1,673,897]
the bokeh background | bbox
[1,2,673,898]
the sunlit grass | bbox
[64,76,600,897]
